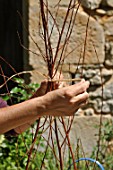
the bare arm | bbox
[0,80,89,134]
[5,73,66,135]
[5,81,48,135]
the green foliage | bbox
[0,130,30,169]
[0,129,60,169]
[91,119,113,169]
[0,77,40,169]
[2,77,40,103]
[1,77,112,169]
[0,77,62,169]
[69,161,100,170]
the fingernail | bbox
[86,81,90,86]
[81,79,85,82]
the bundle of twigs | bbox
[0,0,104,169]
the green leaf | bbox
[10,87,22,94]
[13,77,25,84]
[2,95,10,101]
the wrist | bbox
[33,96,47,117]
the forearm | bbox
[14,118,36,134]
[0,97,45,134]
[0,80,89,134]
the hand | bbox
[32,81,48,97]
[52,71,67,89]
[31,71,66,98]
[41,80,89,116]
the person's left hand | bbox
[31,72,66,98]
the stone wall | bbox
[28,0,113,116]
[27,0,113,155]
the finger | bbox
[72,98,88,115]
[80,78,85,83]
[77,100,88,108]
[34,80,48,97]
[65,81,89,98]
[73,81,89,96]
[58,81,67,88]
[71,101,87,116]
[70,91,89,104]
[66,96,88,116]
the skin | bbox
[0,80,89,134]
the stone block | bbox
[101,0,113,8]
[104,16,113,36]
[70,116,110,156]
[28,3,105,73]
[40,116,111,157]
[81,0,102,10]
[89,79,113,114]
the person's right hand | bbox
[40,80,89,116]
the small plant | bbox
[0,77,40,169]
[91,120,113,169]
[1,77,40,103]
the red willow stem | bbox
[0,56,21,80]
[40,0,54,79]
[54,1,81,77]
[41,135,59,161]
[31,118,59,168]
[43,2,60,38]
[17,31,44,60]
[53,0,73,64]
[0,65,12,104]
[81,14,90,77]
[39,1,79,169]
[78,139,89,169]
[25,118,41,170]
[92,42,104,170]
[61,117,77,170]
[54,0,62,8]
[0,56,30,92]
[61,116,74,148]
[40,119,56,170]
[42,117,62,163]
[54,118,63,170]
[54,0,76,74]
[41,117,60,164]
[17,11,46,63]
[47,81,64,169]
[49,117,60,166]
